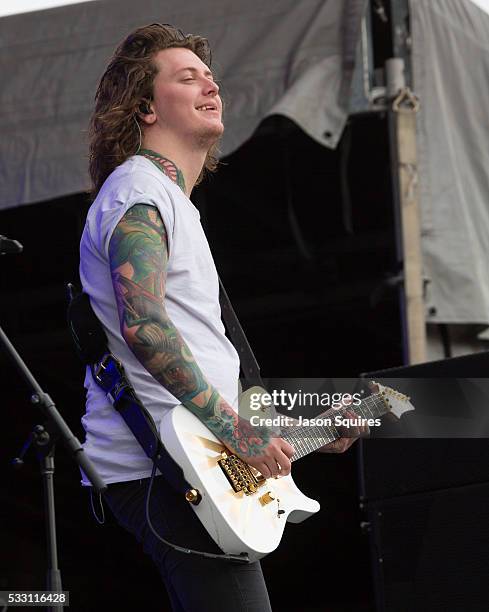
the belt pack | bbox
[66,289,107,365]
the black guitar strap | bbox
[217,278,264,388]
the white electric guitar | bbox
[159,383,414,562]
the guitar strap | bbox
[217,277,264,389]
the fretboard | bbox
[280,392,388,461]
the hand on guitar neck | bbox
[316,408,369,453]
[317,389,372,453]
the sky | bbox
[471,0,489,12]
[0,0,96,18]
[0,0,488,18]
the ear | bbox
[138,101,156,125]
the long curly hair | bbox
[88,23,221,199]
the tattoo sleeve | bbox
[108,204,270,457]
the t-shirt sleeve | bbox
[97,170,175,260]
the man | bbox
[80,23,364,611]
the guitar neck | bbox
[280,392,388,461]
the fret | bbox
[303,431,316,454]
[315,425,333,449]
[293,439,308,460]
[359,396,375,419]
[357,394,385,419]
[298,433,313,457]
[294,440,309,457]
[366,395,381,417]
[285,429,314,460]
[297,434,311,456]
[282,428,309,459]
[324,423,339,443]
[372,394,387,417]
[315,424,337,449]
[282,425,303,447]
[311,425,322,443]
[298,431,319,456]
[322,422,340,444]
[307,429,329,451]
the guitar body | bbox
[159,404,320,562]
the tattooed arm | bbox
[108,203,294,478]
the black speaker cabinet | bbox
[359,439,489,612]
[358,351,489,610]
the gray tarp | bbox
[0,0,361,209]
[2,0,489,327]
[412,0,489,324]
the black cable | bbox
[144,463,250,564]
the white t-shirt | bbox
[79,155,240,486]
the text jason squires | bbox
[249,414,381,427]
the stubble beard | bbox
[194,118,224,152]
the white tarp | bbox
[412,0,489,324]
[0,0,361,209]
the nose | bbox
[204,77,219,96]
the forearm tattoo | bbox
[108,204,270,457]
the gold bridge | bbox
[218,451,266,495]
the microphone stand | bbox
[1,236,106,611]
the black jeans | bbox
[102,475,273,612]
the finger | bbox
[320,439,346,453]
[258,462,272,479]
[335,437,358,453]
[339,424,360,438]
[344,410,361,437]
[263,457,280,478]
[280,438,295,458]
[360,424,370,437]
[275,450,292,476]
[329,438,353,453]
[337,438,351,452]
[368,381,379,394]
[354,417,369,437]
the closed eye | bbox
[183,76,217,84]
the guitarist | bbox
[80,23,367,612]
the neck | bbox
[281,392,388,461]
[139,148,187,193]
[140,134,207,196]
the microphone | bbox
[0,235,23,254]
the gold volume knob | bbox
[185,489,201,505]
[259,491,275,506]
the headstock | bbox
[373,381,415,419]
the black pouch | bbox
[67,283,108,365]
